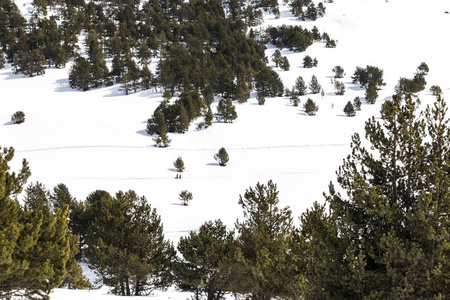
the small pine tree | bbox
[365,80,378,104]
[430,85,442,96]
[290,91,300,107]
[174,157,185,172]
[309,75,322,94]
[214,147,229,166]
[334,80,345,95]
[215,98,237,123]
[304,98,318,116]
[353,96,362,110]
[204,106,213,128]
[11,111,25,124]
[280,56,290,71]
[179,190,193,206]
[0,50,5,69]
[343,101,356,117]
[332,66,345,78]
[294,76,308,96]
[271,49,282,67]
[257,93,265,105]
[303,55,313,68]
[178,104,190,133]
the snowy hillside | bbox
[1,0,450,298]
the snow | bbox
[2,0,450,298]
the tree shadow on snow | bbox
[3,121,14,126]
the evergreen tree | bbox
[69,57,92,91]
[204,106,213,128]
[257,92,265,105]
[304,98,318,116]
[290,91,300,107]
[280,56,290,71]
[0,147,32,299]
[176,220,236,300]
[179,190,193,206]
[343,101,356,117]
[430,85,442,96]
[11,111,25,124]
[173,157,185,172]
[294,76,307,96]
[301,94,450,298]
[215,98,237,123]
[365,80,378,104]
[86,190,175,296]
[308,75,321,94]
[13,49,46,76]
[233,181,296,300]
[271,49,282,67]
[353,96,362,110]
[0,50,5,69]
[332,65,345,78]
[352,65,385,88]
[303,55,313,68]
[334,80,345,95]
[214,147,229,166]
[178,104,190,133]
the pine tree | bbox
[301,94,450,298]
[365,80,378,104]
[343,101,356,117]
[69,57,92,91]
[0,50,5,69]
[280,56,290,71]
[179,190,193,206]
[430,85,442,96]
[176,220,236,300]
[204,106,213,128]
[308,75,321,94]
[271,49,282,67]
[334,80,345,95]
[178,104,190,133]
[214,147,229,166]
[303,55,313,68]
[294,76,307,96]
[290,91,300,107]
[257,92,265,105]
[332,65,345,78]
[174,157,185,172]
[11,111,25,124]
[353,96,362,110]
[215,98,237,123]
[0,147,32,299]
[86,190,175,296]
[233,181,296,300]
[304,98,318,116]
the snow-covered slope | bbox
[1,0,450,298]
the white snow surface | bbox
[2,0,450,298]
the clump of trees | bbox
[352,65,385,104]
[395,62,429,95]
[303,55,318,68]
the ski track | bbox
[16,143,357,153]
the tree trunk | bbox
[125,275,131,296]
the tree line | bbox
[2,93,450,299]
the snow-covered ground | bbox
[2,0,450,298]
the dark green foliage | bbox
[12,49,46,76]
[255,66,284,97]
[204,106,213,128]
[147,109,171,147]
[257,92,265,105]
[280,56,290,71]
[308,75,321,94]
[332,65,345,78]
[304,98,318,115]
[266,25,315,52]
[176,220,236,300]
[303,55,316,68]
[179,190,193,206]
[86,190,175,296]
[215,98,237,123]
[0,50,5,68]
[416,62,429,75]
[11,111,25,124]
[271,49,282,67]
[301,94,450,298]
[394,64,429,95]
[343,101,355,116]
[233,180,297,300]
[430,85,442,96]
[353,96,362,110]
[173,157,185,172]
[351,65,385,88]
[214,147,229,166]
[365,80,378,104]
[290,91,300,106]
[334,80,345,95]
[69,57,92,91]
[294,76,307,96]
